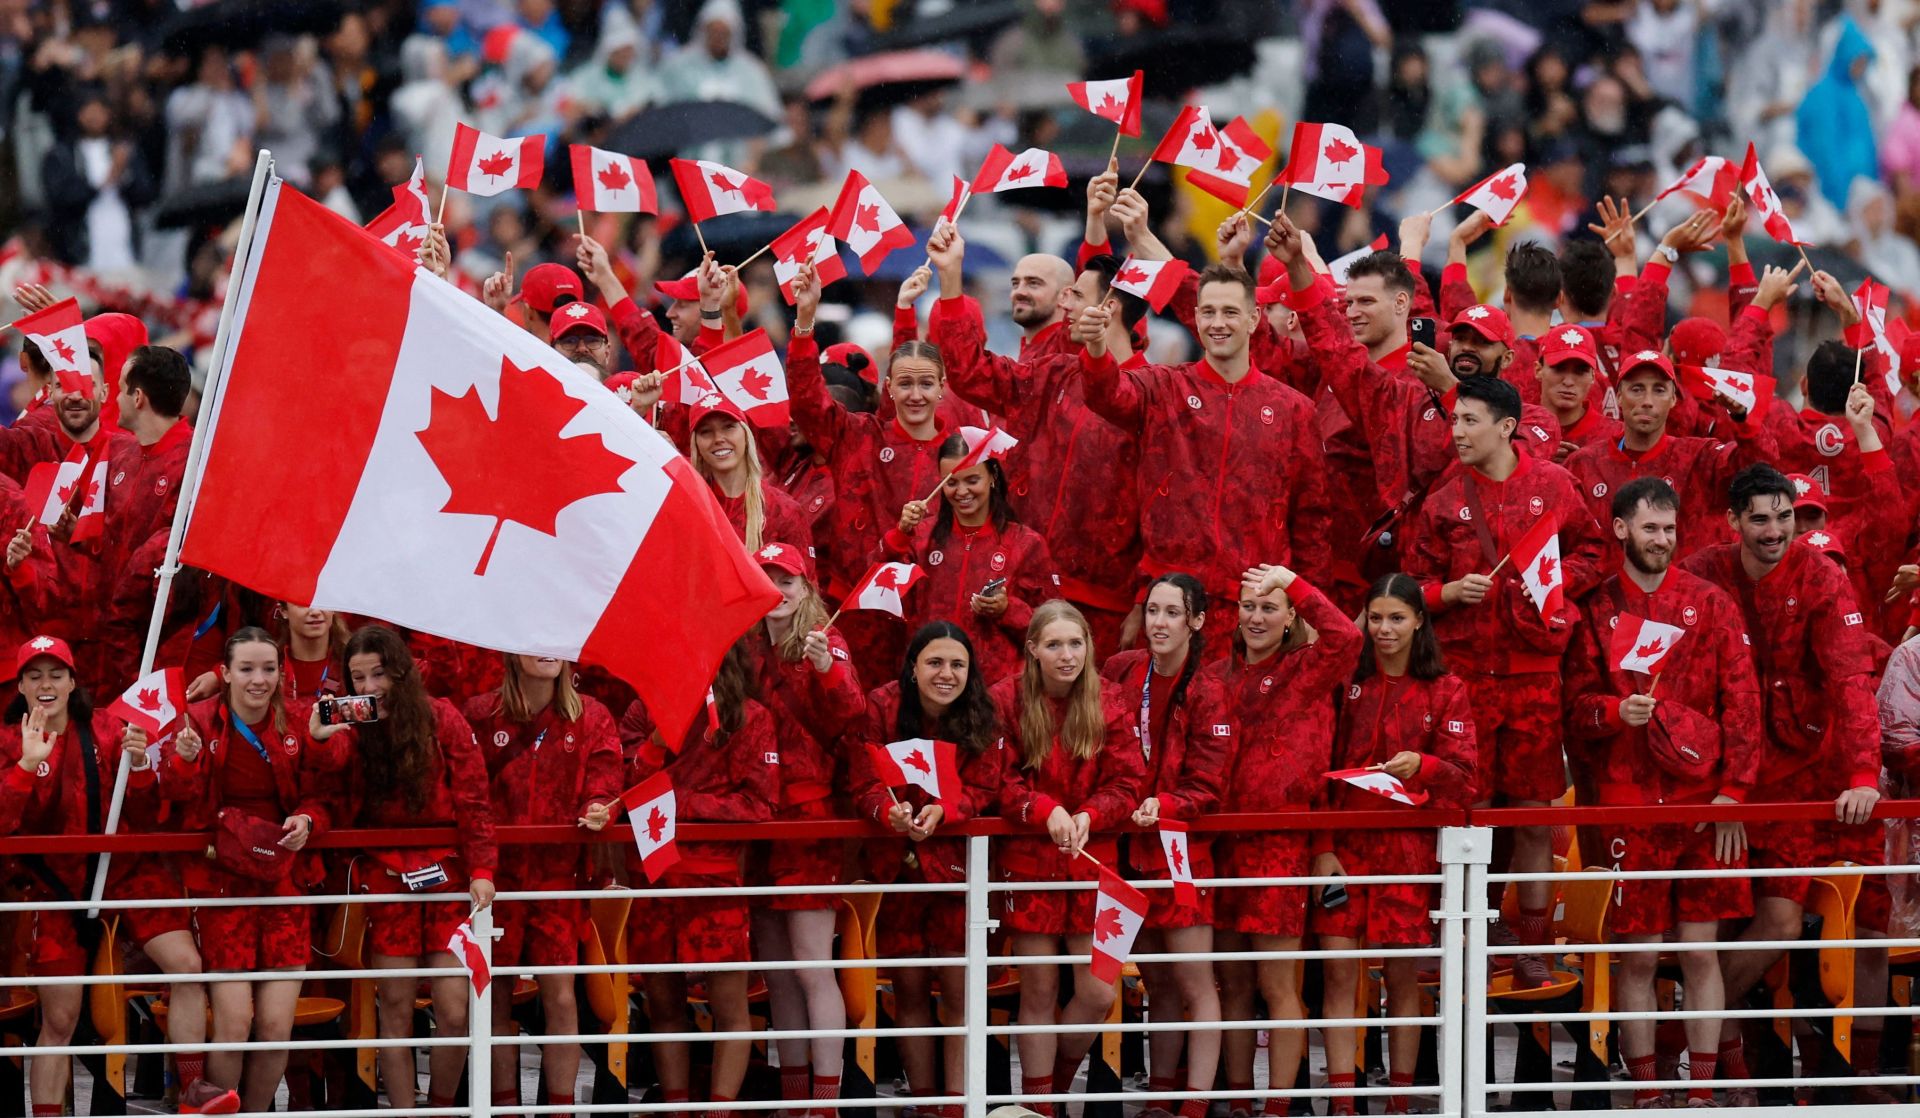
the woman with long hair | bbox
[619,639,777,1117]
[462,654,622,1115]
[886,432,1056,683]
[993,601,1145,1114]
[852,621,1009,1116]
[691,397,811,553]
[160,626,338,1112]
[746,541,865,1114]
[280,602,349,709]
[309,625,496,1115]
[1316,574,1477,1116]
[1203,564,1362,1117]
[1100,574,1232,1118]
[1,636,233,1115]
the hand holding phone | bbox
[316,694,384,726]
[1409,316,1438,350]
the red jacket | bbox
[879,517,1057,684]
[1565,568,1763,805]
[928,297,1142,613]
[1100,648,1234,877]
[322,697,498,881]
[461,692,623,886]
[850,680,1014,884]
[0,710,165,898]
[620,697,777,876]
[788,334,950,594]
[1438,264,1620,417]
[1403,450,1606,675]
[711,477,813,554]
[1203,581,1362,815]
[1563,425,1776,572]
[1679,540,1882,794]
[1329,669,1478,872]
[752,626,865,813]
[1079,347,1332,599]
[0,405,120,485]
[990,676,1145,880]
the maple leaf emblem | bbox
[1633,637,1666,661]
[1534,554,1558,587]
[1323,137,1358,165]
[646,805,668,842]
[1093,904,1126,942]
[51,337,75,365]
[1560,330,1584,346]
[1467,306,1490,320]
[710,171,742,196]
[1809,531,1832,547]
[760,543,783,559]
[477,150,515,179]
[136,686,162,711]
[854,202,882,234]
[391,228,424,256]
[904,748,931,774]
[1213,144,1243,173]
[1487,173,1519,201]
[873,565,903,591]
[1116,264,1149,286]
[564,303,591,319]
[1793,477,1812,496]
[414,356,638,577]
[1004,162,1035,182]
[1096,92,1123,120]
[30,636,54,651]
[1168,839,1185,875]
[737,364,772,400]
[1190,126,1216,152]
[597,161,631,192]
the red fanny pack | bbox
[209,809,295,883]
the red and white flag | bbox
[620,771,680,882]
[105,667,185,737]
[1675,363,1774,415]
[1110,256,1190,312]
[1328,234,1390,286]
[669,158,776,222]
[770,207,847,304]
[12,298,92,394]
[827,171,914,274]
[1280,121,1388,209]
[447,123,545,196]
[937,175,972,232]
[843,561,925,616]
[1450,163,1529,226]
[1610,612,1687,675]
[571,144,657,214]
[447,921,492,994]
[23,443,106,543]
[867,737,961,810]
[1158,820,1198,908]
[700,328,789,425]
[1325,766,1429,807]
[1068,71,1144,136]
[1088,867,1148,983]
[971,144,1067,193]
[953,425,1019,471]
[1655,155,1738,210]
[176,181,778,750]
[1738,143,1800,246]
[1146,105,1223,172]
[1186,116,1273,208]
[364,156,432,259]
[1510,515,1564,616]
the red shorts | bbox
[494,896,582,968]
[367,896,469,960]
[30,867,193,976]
[1463,672,1568,803]
[1748,815,1890,930]
[629,873,751,964]
[1311,879,1436,947]
[1135,865,1211,930]
[196,901,312,971]
[1001,875,1095,937]
[1215,833,1309,939]
[876,891,966,961]
[1607,823,1751,937]
[764,837,846,912]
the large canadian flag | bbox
[1610,612,1687,675]
[701,328,790,425]
[1510,515,1564,616]
[670,158,776,222]
[1088,867,1148,983]
[571,144,657,214]
[826,170,914,274]
[447,123,544,197]
[620,772,680,882]
[177,180,778,749]
[13,298,92,394]
[106,667,185,737]
[23,444,106,544]
[365,156,432,259]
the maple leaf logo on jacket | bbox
[415,356,637,576]
[477,150,515,179]
[1323,137,1358,164]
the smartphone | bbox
[979,577,1008,596]
[1409,316,1438,351]
[1320,879,1350,911]
[316,694,384,726]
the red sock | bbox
[1147,1074,1180,1100]
[1854,1027,1883,1075]
[811,1072,842,1116]
[1686,1050,1717,1102]
[1389,1067,1416,1112]
[1021,1073,1055,1117]
[712,1092,737,1104]
[1053,1056,1082,1092]
[1227,1079,1255,1114]
[664,1086,691,1118]
[1328,1070,1357,1115]
[1626,1052,1660,1104]
[33,1106,62,1117]
[429,1093,459,1108]
[782,1066,812,1104]
[548,1091,575,1118]
[1177,1099,1209,1118]
[1512,906,1550,946]
[1717,1037,1748,1082]
[493,1086,522,1116]
[177,1053,205,1092]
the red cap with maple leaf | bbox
[753,540,813,580]
[1539,325,1600,372]
[1448,304,1516,349]
[688,392,748,432]
[1619,349,1677,383]
[655,270,749,317]
[512,263,585,314]
[14,635,74,679]
[1787,473,1829,513]
[552,300,608,340]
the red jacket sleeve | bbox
[438,703,498,878]
[1155,672,1232,821]
[1807,566,1885,788]
[1078,695,1147,831]
[1438,263,1477,322]
[580,700,625,811]
[1414,676,1479,810]
[1710,592,1763,800]
[609,297,667,373]
[1079,347,1149,431]
[785,334,851,459]
[927,296,1034,417]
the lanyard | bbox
[1138,666,1153,763]
[231,716,272,765]
[193,600,224,641]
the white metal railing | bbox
[1,825,1915,1116]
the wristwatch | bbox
[1654,244,1679,263]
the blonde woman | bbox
[992,601,1146,1115]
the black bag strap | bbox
[1459,470,1500,568]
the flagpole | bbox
[1487,551,1512,578]
[87,149,278,917]
[1108,128,1122,165]
[1854,343,1865,385]
[1125,160,1152,193]
[736,240,775,270]
[435,182,451,227]
[693,222,709,257]
[1237,178,1277,218]
[1646,672,1663,700]
[578,208,587,239]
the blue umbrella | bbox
[839,224,1007,281]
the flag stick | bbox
[1237,177,1278,218]
[693,222,709,257]
[1108,128,1122,165]
[921,192,974,270]
[1603,200,1657,244]
[88,150,276,917]
[1646,671,1663,699]
[1247,211,1275,229]
[1487,550,1512,578]
[1796,244,1813,274]
[1126,160,1153,193]
[736,240,775,270]
[578,208,587,239]
[1854,342,1865,385]
[822,605,847,632]
[1073,847,1106,869]
[922,472,953,505]
[1280,182,1290,215]
[435,182,451,227]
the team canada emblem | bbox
[563,303,591,320]
[1467,306,1490,320]
[1260,406,1274,425]
[1529,496,1543,516]
[990,552,1006,571]
[282,735,298,756]
[1259,676,1274,694]
[564,733,576,752]
[29,636,53,651]
[1682,606,1698,626]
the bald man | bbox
[1010,252,1076,360]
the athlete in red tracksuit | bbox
[849,621,1012,1118]
[1564,477,1761,1106]
[687,393,813,554]
[162,629,337,1113]
[925,229,1142,658]
[618,646,778,1117]
[992,600,1145,1115]
[309,625,496,1116]
[1203,565,1362,1116]
[1314,573,1477,1115]
[1076,267,1332,604]
[1678,465,1886,1093]
[462,655,621,1117]
[1100,572,1232,1118]
[0,634,232,1115]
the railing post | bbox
[470,903,497,1117]
[965,834,994,1118]
[1437,826,1492,1118]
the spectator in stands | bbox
[41,87,154,272]
[1798,15,1880,212]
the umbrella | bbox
[151,174,254,230]
[869,1,1022,52]
[1087,29,1257,97]
[604,101,779,161]
[148,0,344,53]
[839,225,1007,282]
[803,49,966,101]
[659,211,797,263]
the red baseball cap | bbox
[1618,349,1677,382]
[605,371,641,401]
[1788,473,1828,513]
[1539,325,1600,372]
[1449,304,1516,348]
[655,270,749,318]
[754,540,812,580]
[1669,317,1727,367]
[551,301,608,340]
[15,635,74,679]
[822,342,874,383]
[1803,528,1845,563]
[688,392,747,432]
[512,263,585,314]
